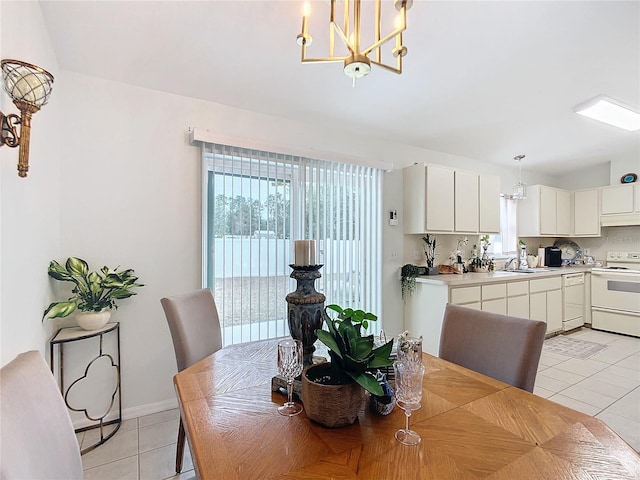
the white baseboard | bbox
[72,398,179,429]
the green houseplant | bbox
[43,257,144,328]
[302,304,394,427]
[400,264,420,301]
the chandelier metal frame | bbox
[296,0,412,82]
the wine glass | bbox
[393,361,425,445]
[277,338,304,416]
[397,335,423,365]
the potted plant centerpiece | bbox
[43,257,144,330]
[302,304,394,428]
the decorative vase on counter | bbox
[75,309,111,331]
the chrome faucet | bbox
[503,257,517,270]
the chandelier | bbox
[513,154,527,200]
[296,0,412,86]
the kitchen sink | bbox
[488,268,554,276]
[507,268,552,274]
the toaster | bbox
[544,247,562,267]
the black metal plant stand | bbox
[49,322,122,455]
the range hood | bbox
[601,213,640,227]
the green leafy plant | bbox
[315,304,394,396]
[43,257,144,321]
[421,235,438,267]
[400,264,420,301]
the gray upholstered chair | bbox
[439,304,546,393]
[161,288,223,474]
[1,350,83,479]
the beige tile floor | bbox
[80,327,639,479]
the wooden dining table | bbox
[174,337,640,479]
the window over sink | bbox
[486,195,518,257]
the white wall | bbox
[610,156,640,186]
[555,162,611,190]
[1,0,62,364]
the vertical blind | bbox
[202,143,383,346]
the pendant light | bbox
[513,154,526,200]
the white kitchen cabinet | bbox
[573,188,600,237]
[479,174,501,233]
[518,185,571,237]
[403,163,500,234]
[507,281,529,318]
[481,283,507,314]
[529,277,562,334]
[450,286,481,310]
[600,183,640,226]
[556,189,572,235]
[403,163,454,234]
[601,184,634,214]
[455,170,479,233]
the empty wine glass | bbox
[277,338,304,416]
[397,335,423,365]
[393,361,425,445]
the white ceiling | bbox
[39,0,640,176]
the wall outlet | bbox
[584,248,590,256]
[390,251,399,261]
[413,250,421,260]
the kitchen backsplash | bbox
[404,226,640,268]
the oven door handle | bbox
[592,307,640,317]
[591,270,640,278]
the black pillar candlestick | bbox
[286,264,326,366]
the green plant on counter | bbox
[422,235,438,267]
[315,304,394,396]
[400,264,420,301]
[43,257,144,321]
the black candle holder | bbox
[285,264,326,366]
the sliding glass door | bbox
[203,144,381,346]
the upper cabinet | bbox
[600,184,640,226]
[403,163,500,235]
[479,175,501,233]
[454,170,479,233]
[518,185,572,237]
[573,188,600,237]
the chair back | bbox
[1,350,83,479]
[439,304,546,392]
[161,288,223,371]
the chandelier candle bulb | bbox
[294,240,316,266]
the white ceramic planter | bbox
[76,310,111,331]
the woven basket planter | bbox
[302,363,364,428]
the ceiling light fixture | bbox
[574,95,640,132]
[296,0,412,86]
[513,154,526,200]
[0,59,54,177]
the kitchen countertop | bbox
[415,265,593,286]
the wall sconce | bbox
[1,59,54,178]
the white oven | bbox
[591,252,640,337]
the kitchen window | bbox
[487,195,518,257]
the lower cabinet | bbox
[529,277,563,334]
[450,278,562,334]
[507,281,529,318]
[408,276,564,355]
[481,284,507,314]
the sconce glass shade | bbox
[1,59,54,108]
[1,59,54,177]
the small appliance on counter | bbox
[545,246,562,267]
